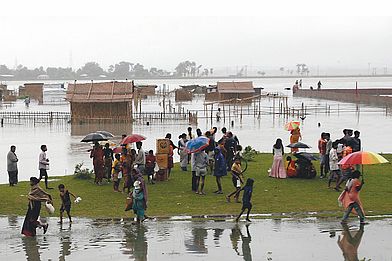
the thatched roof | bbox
[217,81,255,94]
[66,81,134,103]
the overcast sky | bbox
[1,1,391,72]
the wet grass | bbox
[1,153,391,219]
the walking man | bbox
[7,145,18,186]
[39,145,52,189]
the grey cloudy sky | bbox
[1,1,391,72]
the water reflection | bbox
[58,224,72,261]
[338,224,365,261]
[122,225,148,261]
[230,224,252,261]
[185,227,208,254]
[1,218,391,261]
[22,237,41,261]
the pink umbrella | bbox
[120,134,146,145]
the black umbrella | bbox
[96,130,114,138]
[81,132,108,142]
[286,142,311,149]
[293,152,319,161]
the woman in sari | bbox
[339,170,366,224]
[178,133,188,171]
[269,139,287,179]
[290,128,302,153]
[90,142,105,185]
[22,177,52,237]
[122,148,134,193]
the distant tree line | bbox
[0,60,213,80]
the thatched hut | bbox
[66,81,134,124]
[205,81,255,101]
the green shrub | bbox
[73,163,94,180]
[242,146,259,162]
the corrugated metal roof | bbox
[66,81,133,103]
[217,81,255,93]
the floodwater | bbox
[0,216,391,260]
[0,76,391,184]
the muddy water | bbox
[1,77,391,184]
[0,217,391,260]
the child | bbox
[226,157,244,203]
[286,156,297,178]
[58,184,77,224]
[145,150,156,184]
[235,178,254,222]
[339,170,366,224]
[112,153,122,192]
[132,180,145,224]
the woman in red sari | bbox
[90,142,105,185]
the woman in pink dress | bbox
[269,139,287,179]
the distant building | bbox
[205,81,255,101]
[18,83,44,104]
[66,81,134,124]
[135,85,157,97]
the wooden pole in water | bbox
[223,103,226,123]
[210,103,213,123]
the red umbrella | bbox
[121,134,146,144]
[113,147,124,154]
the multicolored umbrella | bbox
[121,134,146,144]
[185,136,210,154]
[338,151,389,165]
[338,151,389,179]
[284,121,300,131]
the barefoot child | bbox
[236,178,254,222]
[58,184,77,224]
[226,157,244,203]
[112,153,122,192]
[145,150,156,184]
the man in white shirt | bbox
[39,144,52,189]
[135,142,146,175]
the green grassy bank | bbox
[1,154,391,219]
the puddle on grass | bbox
[0,216,391,260]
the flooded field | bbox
[0,77,391,184]
[0,216,391,260]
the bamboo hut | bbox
[205,81,255,101]
[66,81,134,124]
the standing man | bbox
[135,141,146,175]
[352,131,361,152]
[103,143,114,182]
[318,133,327,179]
[7,145,18,186]
[39,145,52,189]
[317,81,322,90]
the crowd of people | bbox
[13,123,368,237]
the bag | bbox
[236,179,241,188]
[74,196,82,204]
[45,164,50,170]
[45,201,55,214]
[154,162,159,173]
[118,171,123,179]
[125,196,133,211]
